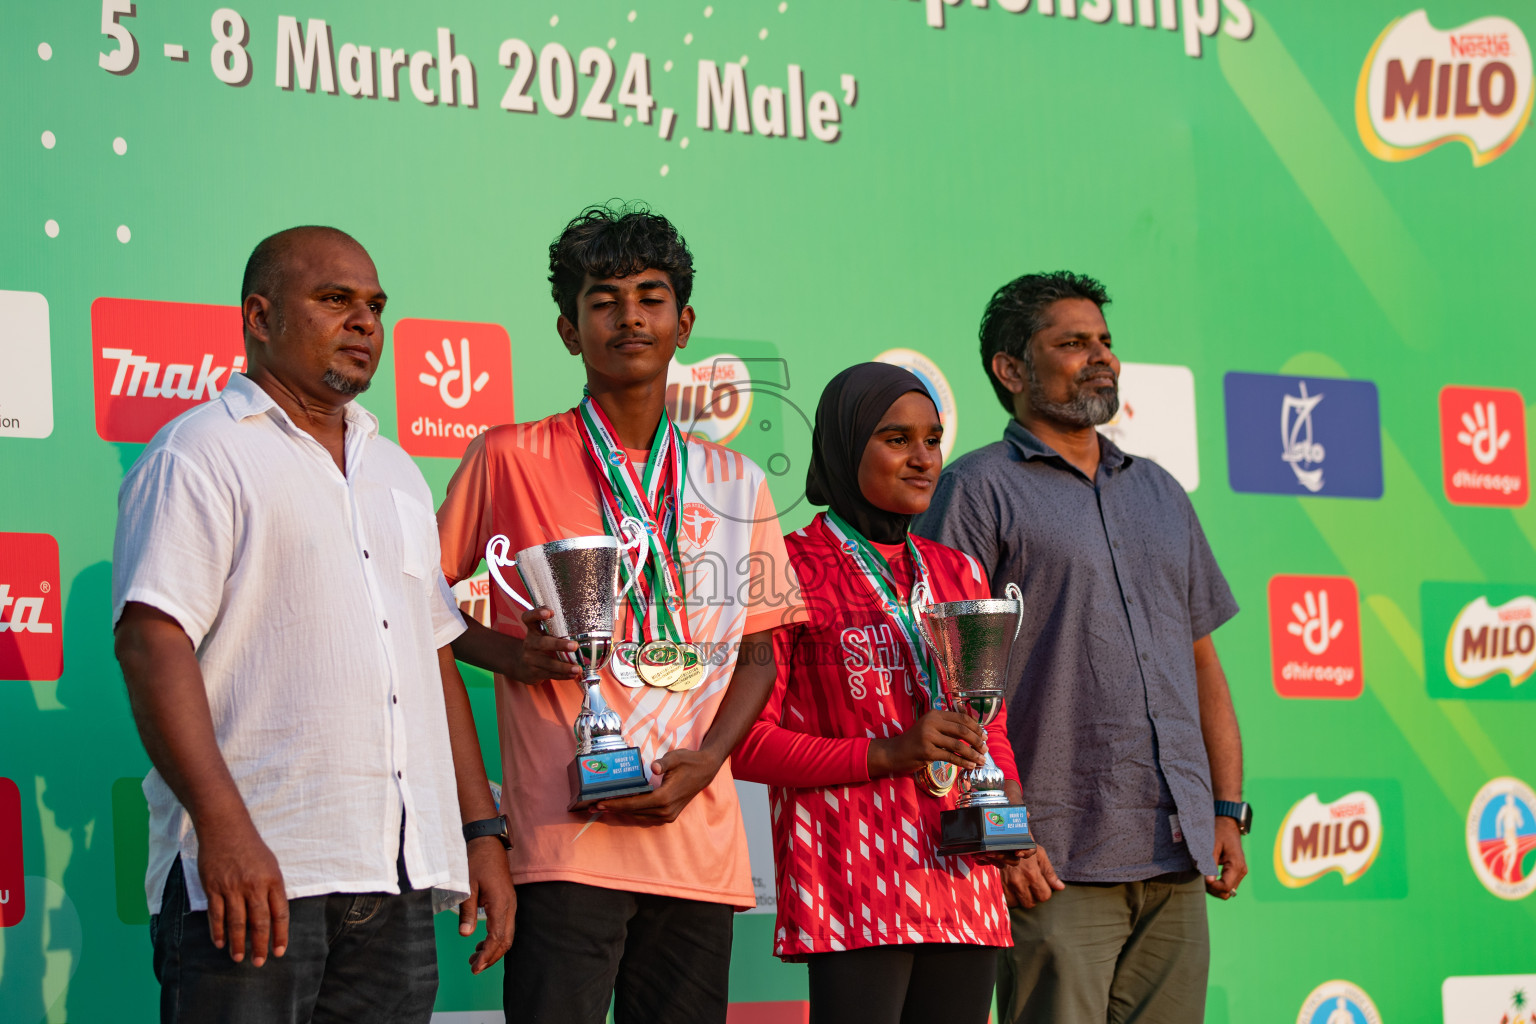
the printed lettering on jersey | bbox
[1442,973,1536,1024]
[1466,776,1536,899]
[91,298,245,443]
[1269,575,1363,699]
[1250,778,1406,902]
[0,777,23,926]
[1439,386,1528,507]
[1296,980,1383,1024]
[0,532,62,682]
[1098,362,1200,491]
[1224,373,1383,499]
[1357,10,1532,167]
[0,290,53,439]
[1422,582,1536,700]
[840,623,912,700]
[394,319,513,458]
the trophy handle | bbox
[485,535,535,611]
[615,515,650,603]
[1005,582,1025,642]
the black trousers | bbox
[502,881,736,1024]
[151,854,437,1024]
[806,943,1000,1024]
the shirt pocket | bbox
[391,488,437,580]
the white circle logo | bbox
[1296,980,1382,1024]
[873,348,957,461]
[1467,776,1536,899]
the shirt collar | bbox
[220,372,380,439]
[1002,418,1133,473]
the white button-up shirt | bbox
[112,373,469,914]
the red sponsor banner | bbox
[91,298,245,443]
[0,532,62,682]
[1269,574,1362,699]
[393,319,514,459]
[1440,386,1528,507]
[0,777,23,927]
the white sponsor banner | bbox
[1442,974,1536,1023]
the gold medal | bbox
[636,638,683,688]
[917,761,957,798]
[667,643,706,692]
[611,641,644,688]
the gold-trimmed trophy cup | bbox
[485,518,654,810]
[911,582,1037,855]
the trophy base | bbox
[567,746,653,811]
[938,804,1037,856]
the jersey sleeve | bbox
[740,477,810,636]
[111,448,233,646]
[731,622,873,789]
[436,432,494,588]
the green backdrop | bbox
[3,1,1534,1022]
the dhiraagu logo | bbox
[1423,583,1536,699]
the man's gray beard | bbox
[322,368,371,396]
[1027,371,1119,428]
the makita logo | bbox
[100,349,245,400]
[91,298,245,443]
[0,533,62,682]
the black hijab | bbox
[806,362,933,544]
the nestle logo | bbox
[1449,33,1511,58]
[91,298,245,443]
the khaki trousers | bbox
[996,871,1210,1024]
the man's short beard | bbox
[1023,348,1119,428]
[322,368,371,396]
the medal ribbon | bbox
[821,510,942,711]
[575,392,692,645]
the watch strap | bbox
[1214,800,1251,834]
[462,816,511,849]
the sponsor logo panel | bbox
[1439,386,1528,507]
[1357,10,1533,167]
[1466,776,1536,899]
[1249,779,1406,901]
[0,776,22,926]
[0,290,53,439]
[1224,373,1383,499]
[1297,980,1383,1024]
[0,532,62,682]
[91,298,245,443]
[1269,575,1363,699]
[1442,974,1536,1024]
[1422,582,1536,700]
[394,319,513,459]
[873,348,958,461]
[1099,361,1199,492]
[667,351,755,445]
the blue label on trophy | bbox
[579,748,645,786]
[980,807,1032,837]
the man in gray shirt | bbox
[915,271,1248,1024]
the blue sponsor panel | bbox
[1224,373,1383,499]
[981,807,1033,838]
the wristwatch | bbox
[462,816,511,850]
[1214,800,1252,835]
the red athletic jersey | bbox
[733,514,1017,959]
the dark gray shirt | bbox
[915,419,1238,882]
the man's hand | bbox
[998,843,1064,909]
[868,710,988,778]
[510,608,583,684]
[595,748,724,823]
[196,818,289,967]
[460,836,516,974]
[1206,817,1247,899]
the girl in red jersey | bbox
[733,362,1030,1024]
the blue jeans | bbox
[151,852,438,1024]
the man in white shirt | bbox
[112,226,514,1023]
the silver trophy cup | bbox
[485,518,655,809]
[912,581,1036,854]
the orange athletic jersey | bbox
[437,409,806,907]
